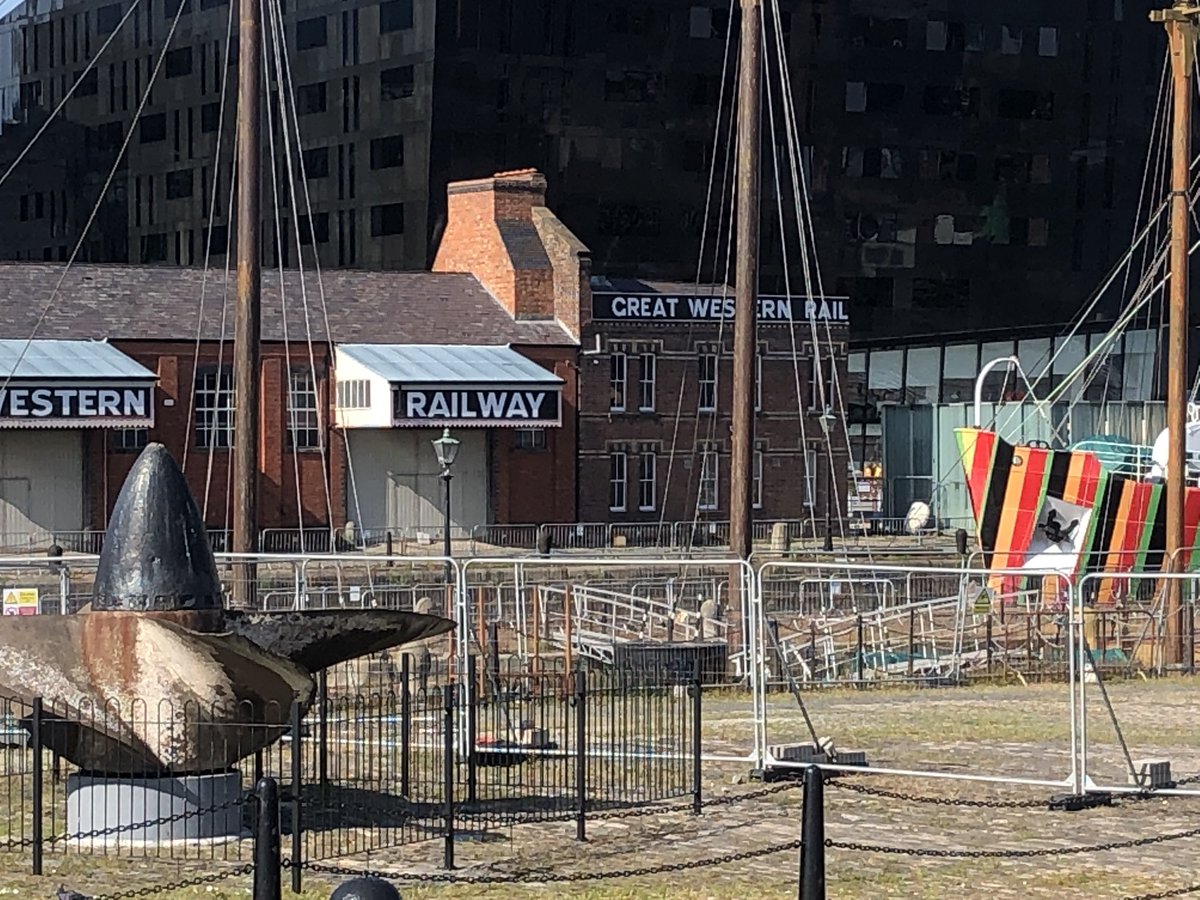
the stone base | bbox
[67,770,244,845]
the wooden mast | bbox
[231,0,262,605]
[729,0,762,562]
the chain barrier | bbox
[290,838,804,885]
[45,793,250,846]
[1123,884,1200,900]
[828,822,1200,859]
[828,778,1045,809]
[89,863,254,900]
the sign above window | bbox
[393,386,562,428]
[591,292,850,325]
[0,383,154,427]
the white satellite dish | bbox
[906,501,931,534]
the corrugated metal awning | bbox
[338,343,562,387]
[0,339,155,380]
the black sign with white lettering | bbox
[0,384,154,425]
[393,387,562,427]
[591,292,850,325]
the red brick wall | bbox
[491,344,578,524]
[89,340,340,535]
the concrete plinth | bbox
[67,770,244,845]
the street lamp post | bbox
[431,428,460,582]
[819,408,836,553]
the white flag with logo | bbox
[1023,495,1091,575]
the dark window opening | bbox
[998,89,1055,120]
[369,134,404,169]
[139,112,167,142]
[303,146,329,178]
[922,85,980,117]
[164,46,192,78]
[370,202,404,236]
[166,169,192,199]
[379,0,413,33]
[380,65,414,100]
[296,16,327,50]
[296,82,327,115]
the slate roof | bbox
[339,344,564,385]
[0,339,156,380]
[0,264,575,346]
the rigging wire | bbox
[0,0,192,397]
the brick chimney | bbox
[433,169,589,337]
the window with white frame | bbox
[804,449,817,507]
[755,348,763,411]
[609,451,627,511]
[698,350,718,411]
[336,379,371,408]
[753,446,764,509]
[288,368,321,450]
[638,351,656,411]
[698,444,719,510]
[639,450,656,511]
[610,350,627,411]
[194,366,235,449]
[112,428,149,452]
[809,353,835,410]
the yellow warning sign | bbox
[972,587,993,616]
[2,588,38,616]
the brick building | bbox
[578,278,850,530]
[0,170,582,544]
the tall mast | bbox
[232,0,262,604]
[1152,3,1196,666]
[729,0,762,562]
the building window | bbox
[96,2,122,34]
[380,65,414,100]
[287,368,320,450]
[369,134,404,169]
[140,232,168,262]
[336,379,370,408]
[299,212,330,245]
[164,0,191,18]
[638,352,655,411]
[379,0,413,33]
[164,47,192,78]
[516,428,546,450]
[111,428,148,452]
[1038,26,1058,57]
[638,451,656,511]
[753,447,764,509]
[844,81,905,113]
[140,112,167,142]
[369,202,404,236]
[296,15,327,50]
[698,445,719,511]
[922,85,980,117]
[303,146,329,179]
[166,169,192,199]
[200,101,220,133]
[75,68,99,96]
[610,350,627,411]
[609,451,627,512]
[194,366,234,449]
[755,349,762,411]
[604,70,660,103]
[998,89,1054,121]
[810,354,835,410]
[296,82,327,115]
[698,351,718,411]
[1001,25,1023,55]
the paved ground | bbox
[6,678,1200,898]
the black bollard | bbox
[330,876,402,900]
[253,777,282,900]
[955,527,968,557]
[798,765,825,900]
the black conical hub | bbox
[92,442,222,611]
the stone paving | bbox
[7,678,1200,897]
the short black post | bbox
[442,684,455,870]
[574,668,587,841]
[466,656,478,805]
[254,748,264,785]
[986,614,994,673]
[400,653,411,797]
[799,765,825,900]
[385,530,394,564]
[855,613,864,685]
[488,621,501,691]
[31,696,43,876]
[290,700,302,894]
[692,656,703,815]
[317,669,329,792]
[768,617,782,692]
[253,777,282,900]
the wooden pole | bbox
[231,0,262,606]
[1153,3,1196,667]
[729,0,762,563]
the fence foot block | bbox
[1048,791,1113,812]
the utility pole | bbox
[232,0,262,606]
[1152,3,1197,667]
[729,0,762,563]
